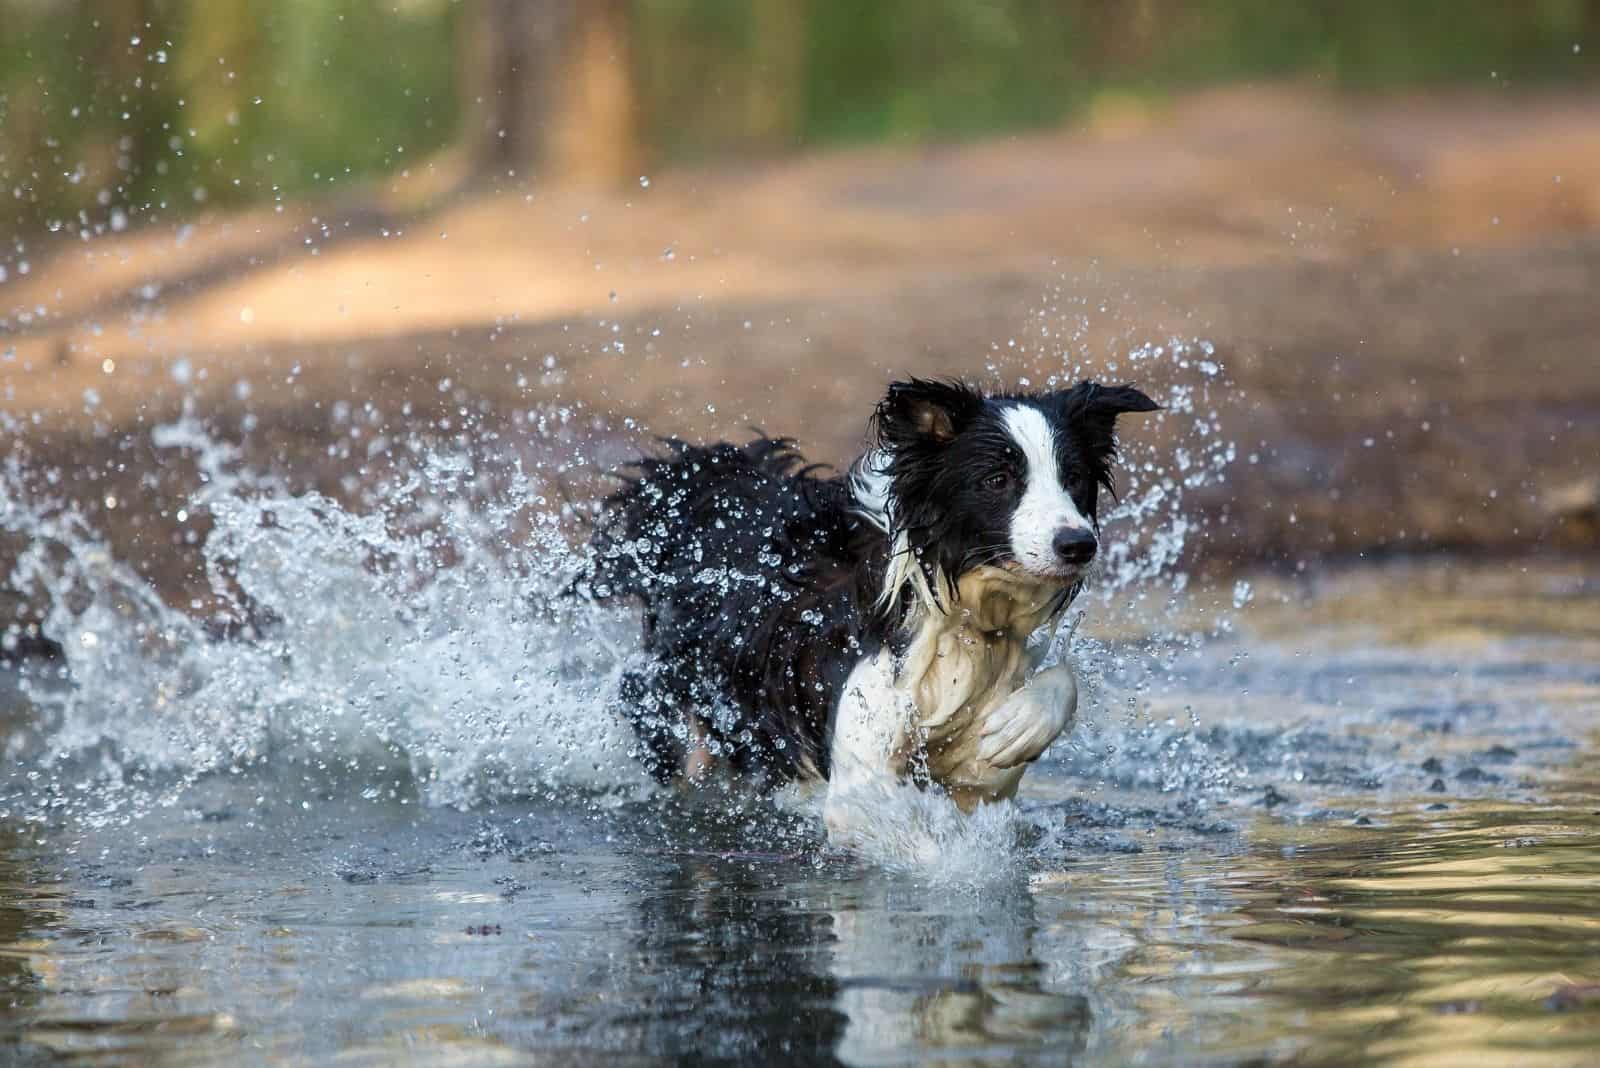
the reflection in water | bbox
[829,877,1090,1065]
[622,856,846,1062]
[2,787,1594,1066]
[1222,792,1600,1066]
[1047,793,1600,1066]
[0,827,41,1034]
[0,569,1598,1065]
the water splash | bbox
[1,408,650,826]
[0,341,1238,855]
[807,778,1027,884]
[1030,339,1245,807]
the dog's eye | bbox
[982,471,1012,492]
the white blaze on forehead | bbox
[1001,404,1093,572]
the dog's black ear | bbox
[1059,382,1160,444]
[1057,382,1160,482]
[875,378,983,448]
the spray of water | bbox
[0,340,1236,874]
[1,406,650,827]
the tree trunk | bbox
[744,0,808,150]
[1076,0,1162,76]
[460,0,565,180]
[460,0,638,188]
[547,0,639,186]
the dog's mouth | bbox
[998,559,1088,585]
[995,559,1087,587]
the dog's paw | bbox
[976,662,1078,769]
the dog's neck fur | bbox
[888,564,1067,808]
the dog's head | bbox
[856,378,1159,611]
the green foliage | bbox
[0,0,459,235]
[176,0,459,206]
[2,0,1595,231]
[798,0,1088,144]
[1135,0,1595,88]
[634,0,1596,156]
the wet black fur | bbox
[586,438,891,786]
[586,380,1158,789]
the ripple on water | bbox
[2,357,1598,1062]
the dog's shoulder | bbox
[592,437,867,596]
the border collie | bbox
[587,379,1158,827]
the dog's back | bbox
[587,438,885,786]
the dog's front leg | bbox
[824,649,915,840]
[976,659,1079,769]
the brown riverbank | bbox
[3,86,1599,614]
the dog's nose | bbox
[1052,527,1098,566]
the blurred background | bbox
[2,1,1599,614]
[4,2,1598,214]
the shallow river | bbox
[1,558,1596,1066]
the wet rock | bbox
[1428,778,1447,793]
[1074,835,1144,855]
[1544,477,1600,544]
[1394,702,1495,725]
[468,823,521,858]
[1420,757,1444,774]
[0,629,63,664]
[1425,802,1449,811]
[1546,983,1600,1012]
[1259,786,1293,808]
[1479,744,1518,763]
[1436,1000,1482,1015]
[1353,815,1373,826]
[494,876,529,901]
[1456,766,1500,784]
[337,865,433,884]
[1039,797,1236,836]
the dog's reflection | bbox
[626,833,1092,1065]
[827,876,1091,1065]
[625,854,847,1062]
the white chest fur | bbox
[892,566,1067,809]
[823,578,1080,864]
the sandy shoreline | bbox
[3,87,1599,618]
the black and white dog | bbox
[588,379,1158,826]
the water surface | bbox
[2,562,1596,1066]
